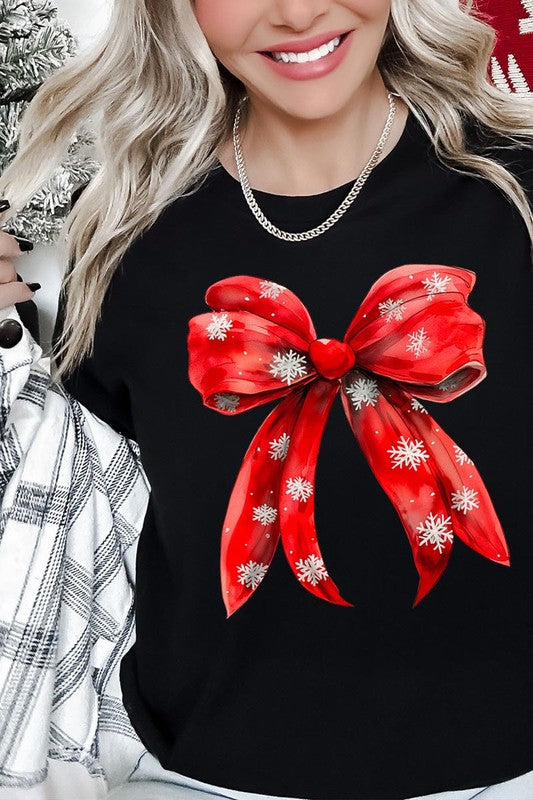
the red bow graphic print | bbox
[187,264,510,618]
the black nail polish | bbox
[0,200,10,212]
[27,283,41,291]
[14,236,34,252]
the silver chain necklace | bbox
[232,90,397,242]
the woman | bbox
[1,0,533,798]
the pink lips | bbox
[257,29,354,82]
[260,28,353,54]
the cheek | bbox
[193,0,257,57]
[345,0,391,23]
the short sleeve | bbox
[465,118,533,205]
[52,291,136,441]
[493,142,533,207]
[51,181,136,441]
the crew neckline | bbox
[212,107,425,225]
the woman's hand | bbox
[0,211,40,310]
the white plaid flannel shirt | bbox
[0,303,150,795]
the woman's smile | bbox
[256,29,356,81]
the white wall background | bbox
[22,0,113,353]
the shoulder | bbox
[464,118,533,202]
[69,172,221,238]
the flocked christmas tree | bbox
[0,0,99,243]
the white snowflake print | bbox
[268,432,290,460]
[378,297,406,323]
[214,392,240,412]
[406,327,431,358]
[252,503,278,526]
[437,376,459,392]
[345,376,379,410]
[295,554,329,586]
[453,444,473,466]
[416,512,454,554]
[236,560,268,590]
[388,435,430,471]
[421,271,452,301]
[285,475,314,502]
[411,397,428,414]
[206,312,233,341]
[259,279,286,299]
[450,486,480,514]
[269,349,308,386]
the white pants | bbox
[105,750,533,800]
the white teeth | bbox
[271,35,342,63]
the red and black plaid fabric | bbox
[478,0,533,92]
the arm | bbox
[0,211,150,789]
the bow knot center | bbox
[308,338,356,380]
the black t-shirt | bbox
[53,109,533,800]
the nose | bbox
[271,0,330,36]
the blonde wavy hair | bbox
[0,0,532,383]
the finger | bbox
[0,259,17,283]
[0,231,30,260]
[0,282,37,309]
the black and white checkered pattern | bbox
[0,304,150,794]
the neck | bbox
[217,73,409,197]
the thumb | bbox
[0,280,38,309]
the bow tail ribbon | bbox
[220,387,306,617]
[390,381,510,564]
[278,378,354,609]
[221,379,354,617]
[340,369,510,606]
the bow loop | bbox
[206,275,317,342]
[344,264,486,400]
[188,309,316,414]
[344,263,476,341]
